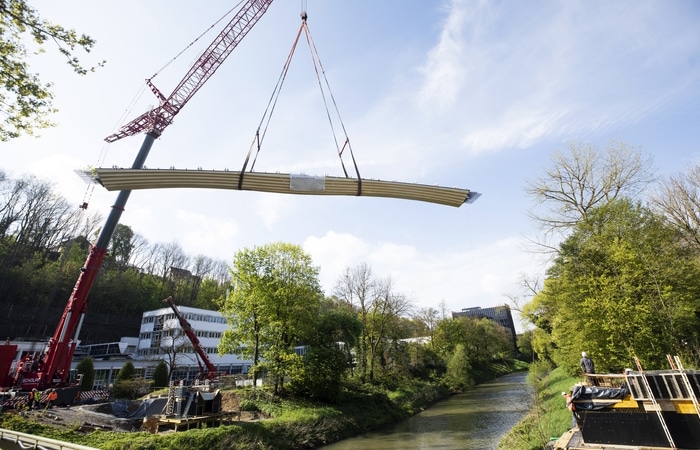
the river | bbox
[321,372,530,450]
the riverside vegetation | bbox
[0,361,526,449]
[498,361,579,450]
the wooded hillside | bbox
[0,169,231,343]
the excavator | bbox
[0,0,274,400]
[162,297,223,381]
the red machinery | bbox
[163,297,223,380]
[4,0,274,392]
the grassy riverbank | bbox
[497,362,579,450]
[1,381,450,450]
[1,361,528,449]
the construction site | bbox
[1,0,476,446]
[11,378,266,436]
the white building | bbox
[136,305,252,383]
[4,306,256,390]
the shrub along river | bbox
[321,372,530,450]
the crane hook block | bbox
[301,11,307,22]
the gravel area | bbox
[21,391,261,434]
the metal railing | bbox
[0,428,98,450]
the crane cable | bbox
[148,1,246,81]
[238,11,362,193]
[301,13,361,182]
[238,15,305,180]
[79,75,152,212]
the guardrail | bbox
[0,428,98,450]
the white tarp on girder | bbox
[290,174,325,191]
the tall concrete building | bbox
[452,304,518,352]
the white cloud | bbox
[256,197,282,229]
[175,209,239,257]
[304,231,371,291]
[305,230,535,320]
[409,0,700,160]
[418,0,475,109]
[27,153,91,200]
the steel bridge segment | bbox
[93,168,478,207]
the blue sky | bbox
[6,0,700,329]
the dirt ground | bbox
[20,390,265,434]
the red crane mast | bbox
[16,0,274,391]
[163,297,221,380]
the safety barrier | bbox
[0,428,98,450]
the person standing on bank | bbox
[562,391,577,428]
[33,389,42,410]
[27,388,36,410]
[580,351,596,386]
[47,389,58,408]
[580,351,595,374]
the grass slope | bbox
[498,364,579,450]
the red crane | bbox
[10,0,274,391]
[163,297,222,380]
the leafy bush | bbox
[152,360,169,388]
[111,377,149,400]
[75,356,95,391]
[115,360,136,382]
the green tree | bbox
[112,360,140,399]
[650,161,700,251]
[194,276,228,310]
[333,262,374,382]
[444,343,471,390]
[364,279,411,382]
[108,224,134,271]
[0,0,104,140]
[402,341,440,379]
[516,330,535,362]
[290,299,362,402]
[433,317,467,359]
[433,316,513,383]
[152,360,169,389]
[525,141,654,246]
[218,242,323,394]
[75,356,94,391]
[334,264,412,382]
[527,199,700,373]
[414,307,440,348]
[115,360,135,383]
[469,318,513,367]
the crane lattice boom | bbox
[105,0,274,143]
[163,297,221,379]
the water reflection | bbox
[322,372,530,450]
